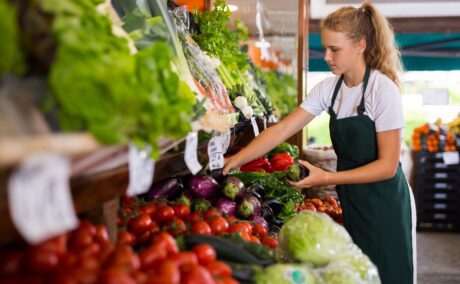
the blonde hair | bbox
[321,1,403,86]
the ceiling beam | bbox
[310,17,460,34]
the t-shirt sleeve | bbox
[373,79,405,132]
[300,81,327,116]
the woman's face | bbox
[321,28,365,75]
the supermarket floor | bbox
[417,232,460,284]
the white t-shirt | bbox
[300,70,404,132]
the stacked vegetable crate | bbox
[414,151,460,232]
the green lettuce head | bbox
[256,263,317,284]
[279,211,352,266]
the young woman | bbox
[223,2,416,283]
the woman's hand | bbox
[222,155,241,175]
[288,160,332,188]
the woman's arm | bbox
[223,108,316,175]
[291,128,402,187]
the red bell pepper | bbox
[269,153,294,172]
[240,157,272,172]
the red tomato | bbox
[149,220,160,235]
[106,245,140,272]
[98,267,136,284]
[186,212,202,223]
[190,221,212,235]
[239,221,253,234]
[252,224,267,238]
[147,260,180,284]
[69,228,94,251]
[311,198,323,207]
[172,204,191,219]
[166,218,187,237]
[129,214,153,235]
[95,225,110,244]
[227,223,246,234]
[203,208,221,221]
[206,261,232,278]
[79,220,97,236]
[192,244,216,266]
[142,203,157,216]
[209,217,229,235]
[155,206,175,224]
[262,236,279,249]
[181,264,216,284]
[117,231,136,246]
[80,242,101,258]
[225,216,238,224]
[139,243,168,270]
[27,248,59,274]
[136,230,152,245]
[153,232,179,256]
[325,196,339,208]
[168,252,198,268]
[249,235,261,244]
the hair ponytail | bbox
[321,1,403,86]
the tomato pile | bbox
[0,220,238,284]
[118,198,279,250]
[296,196,343,224]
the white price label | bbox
[208,135,224,170]
[127,144,155,197]
[185,132,202,175]
[222,130,231,153]
[251,117,260,137]
[8,154,78,244]
[442,151,459,166]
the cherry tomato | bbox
[117,231,136,246]
[172,204,191,219]
[249,235,261,244]
[186,212,202,223]
[149,220,160,235]
[106,245,140,273]
[129,214,153,235]
[142,203,157,216]
[204,208,221,221]
[154,205,175,224]
[238,221,253,234]
[166,218,187,237]
[262,236,279,249]
[69,228,94,251]
[225,216,238,224]
[209,217,229,235]
[206,260,232,278]
[168,252,198,269]
[139,243,168,270]
[252,224,267,238]
[136,230,152,245]
[190,221,212,236]
[147,260,180,284]
[192,244,216,266]
[227,223,246,234]
[27,248,59,274]
[181,264,215,284]
[153,232,179,256]
[79,220,97,236]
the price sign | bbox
[442,151,459,166]
[127,144,155,197]
[185,132,202,175]
[208,135,224,170]
[8,154,78,244]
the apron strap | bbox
[357,66,371,116]
[328,75,344,116]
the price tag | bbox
[8,154,78,244]
[222,130,231,153]
[127,144,155,197]
[442,151,459,166]
[263,117,267,130]
[251,117,260,137]
[185,132,202,175]
[208,135,224,170]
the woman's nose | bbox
[323,50,331,62]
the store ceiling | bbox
[219,0,460,71]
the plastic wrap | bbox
[278,211,352,266]
[256,263,318,284]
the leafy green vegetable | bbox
[192,0,248,73]
[333,245,380,283]
[255,263,317,284]
[44,0,195,158]
[267,142,300,160]
[279,211,353,266]
[318,262,363,284]
[0,0,25,77]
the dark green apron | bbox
[329,67,414,284]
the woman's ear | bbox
[358,38,367,54]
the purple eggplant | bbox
[249,215,269,230]
[238,195,261,218]
[222,177,245,200]
[146,177,182,200]
[188,175,219,199]
[214,198,237,216]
